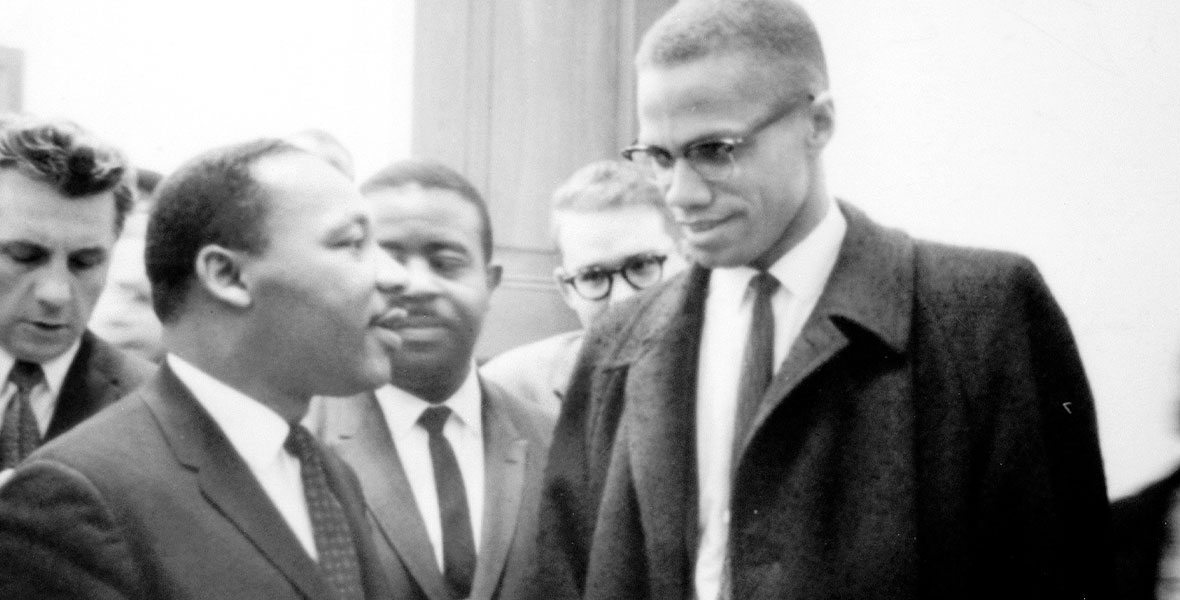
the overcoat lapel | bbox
[144,364,331,600]
[736,201,915,462]
[331,393,452,600]
[469,384,528,600]
[619,266,710,576]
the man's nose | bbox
[33,261,74,309]
[374,247,408,294]
[663,160,712,211]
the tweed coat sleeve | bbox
[0,459,149,600]
[533,312,635,600]
[910,245,1113,598]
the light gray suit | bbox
[308,378,554,600]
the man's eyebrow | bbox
[326,214,369,237]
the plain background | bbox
[2,0,1178,498]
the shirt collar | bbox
[375,362,483,438]
[0,339,83,397]
[708,197,847,304]
[166,353,292,472]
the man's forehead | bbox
[0,171,119,247]
[558,208,676,270]
[636,58,771,145]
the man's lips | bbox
[372,307,409,330]
[679,215,732,234]
[25,320,70,332]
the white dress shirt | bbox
[0,341,82,436]
[374,363,485,571]
[167,354,319,560]
[694,200,847,600]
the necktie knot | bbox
[8,361,44,394]
[750,270,779,299]
[285,423,364,600]
[419,405,452,436]
[284,423,319,464]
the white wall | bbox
[0,0,413,179]
[798,0,1180,497]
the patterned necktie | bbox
[419,405,477,599]
[284,424,365,600]
[1,361,44,469]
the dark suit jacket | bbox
[1112,466,1180,599]
[0,363,394,600]
[43,330,154,441]
[537,201,1113,600]
[308,377,555,600]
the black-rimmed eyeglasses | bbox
[559,253,669,301]
[620,93,817,185]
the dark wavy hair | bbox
[145,138,302,323]
[0,116,134,232]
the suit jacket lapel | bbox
[469,382,528,600]
[619,266,709,577]
[47,332,124,439]
[144,364,331,600]
[329,393,452,600]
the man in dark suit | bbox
[0,138,409,598]
[309,159,554,600]
[0,117,153,469]
[1113,468,1180,599]
[536,1,1113,599]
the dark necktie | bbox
[419,405,476,599]
[1,361,44,469]
[723,272,779,600]
[731,271,779,471]
[284,424,365,600]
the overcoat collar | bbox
[607,200,915,582]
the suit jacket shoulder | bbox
[481,331,582,415]
[1112,467,1180,600]
[0,366,391,600]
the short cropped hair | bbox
[361,159,494,262]
[146,138,301,323]
[550,159,677,244]
[636,0,828,98]
[0,116,134,232]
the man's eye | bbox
[687,141,736,165]
[576,269,610,285]
[68,252,106,271]
[2,243,48,265]
[431,253,469,273]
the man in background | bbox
[481,159,686,412]
[537,1,1112,598]
[309,159,553,600]
[286,128,356,180]
[0,116,153,470]
[0,139,406,598]
[89,168,165,363]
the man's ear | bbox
[553,266,576,309]
[194,244,252,309]
[486,263,503,291]
[806,90,835,154]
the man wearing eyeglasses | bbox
[482,160,686,413]
[536,1,1113,599]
